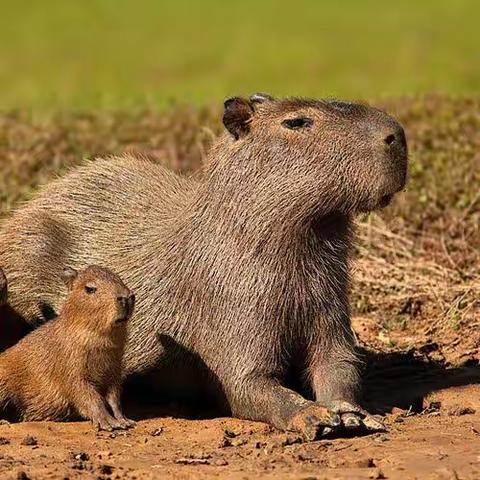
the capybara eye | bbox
[85,285,97,294]
[281,117,313,130]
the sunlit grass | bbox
[0,0,478,111]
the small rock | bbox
[0,437,10,445]
[223,429,238,438]
[72,452,89,461]
[391,407,407,415]
[98,464,114,475]
[16,472,30,480]
[20,436,37,446]
[213,458,228,466]
[150,427,164,436]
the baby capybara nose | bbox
[127,293,135,317]
[117,295,128,307]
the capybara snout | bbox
[116,292,135,322]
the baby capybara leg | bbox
[229,378,341,441]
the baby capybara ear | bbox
[0,267,7,306]
[223,97,255,140]
[60,267,78,290]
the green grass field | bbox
[0,3,478,342]
[0,0,478,111]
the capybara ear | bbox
[249,92,275,104]
[0,267,7,306]
[60,267,78,290]
[223,97,255,140]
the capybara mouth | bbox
[115,314,130,324]
[378,193,394,208]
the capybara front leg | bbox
[231,378,341,441]
[310,353,385,433]
[74,382,126,431]
[106,385,135,428]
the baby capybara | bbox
[0,265,135,430]
[0,94,407,439]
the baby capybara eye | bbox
[85,285,97,294]
[281,117,314,130]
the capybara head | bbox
[60,265,135,331]
[217,93,408,217]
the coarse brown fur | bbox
[0,265,135,430]
[0,95,408,439]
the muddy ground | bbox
[1,316,479,480]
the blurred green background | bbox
[0,0,478,111]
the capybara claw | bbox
[288,404,339,441]
[118,417,136,429]
[341,412,362,429]
[363,415,386,432]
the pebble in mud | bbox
[20,436,38,446]
[71,452,89,461]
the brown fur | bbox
[0,95,407,439]
[0,265,135,430]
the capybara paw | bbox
[93,415,127,431]
[326,400,386,433]
[287,404,341,441]
[118,417,136,429]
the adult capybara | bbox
[0,94,407,439]
[0,265,135,430]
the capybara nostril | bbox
[384,126,407,150]
[117,295,127,305]
[384,133,396,146]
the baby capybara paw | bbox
[287,403,341,441]
[116,417,136,429]
[92,413,129,432]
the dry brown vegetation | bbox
[0,96,479,362]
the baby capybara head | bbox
[218,93,408,217]
[60,265,135,332]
